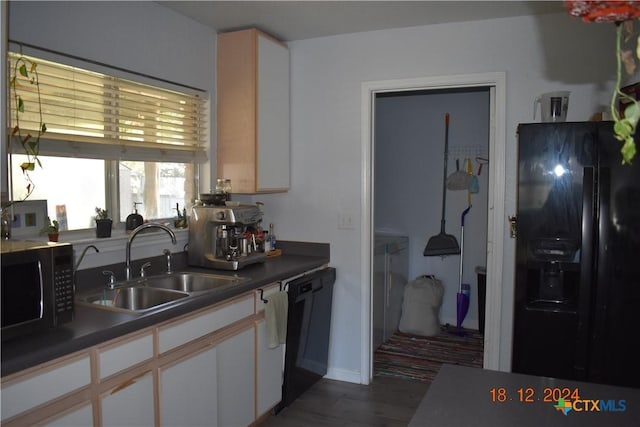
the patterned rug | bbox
[374,325,484,383]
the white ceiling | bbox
[158,1,566,42]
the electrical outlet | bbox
[338,212,356,229]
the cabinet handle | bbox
[110,371,149,394]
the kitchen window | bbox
[7,51,207,231]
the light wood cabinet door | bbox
[217,28,290,194]
[217,326,255,426]
[100,371,154,427]
[160,344,218,427]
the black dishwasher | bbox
[277,267,336,412]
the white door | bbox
[101,371,154,427]
[160,344,218,427]
[42,403,93,427]
[217,327,255,426]
[256,319,284,416]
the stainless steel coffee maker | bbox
[188,204,266,270]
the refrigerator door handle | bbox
[575,166,595,377]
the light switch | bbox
[338,212,356,230]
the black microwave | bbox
[1,240,75,341]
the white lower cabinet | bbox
[100,371,155,427]
[160,344,218,427]
[1,354,91,422]
[41,403,94,427]
[256,319,284,416]
[217,327,256,427]
[2,278,318,427]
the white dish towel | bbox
[265,291,289,349]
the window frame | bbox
[6,47,208,236]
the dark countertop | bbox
[1,242,330,377]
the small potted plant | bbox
[173,203,188,229]
[95,207,112,238]
[40,216,59,242]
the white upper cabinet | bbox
[217,29,290,194]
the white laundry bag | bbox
[399,275,444,336]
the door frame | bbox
[360,72,507,384]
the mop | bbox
[454,204,472,335]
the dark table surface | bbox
[2,242,329,377]
[410,364,640,427]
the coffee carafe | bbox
[216,225,242,260]
[534,91,570,122]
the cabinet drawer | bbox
[98,331,153,379]
[1,354,90,421]
[158,295,254,353]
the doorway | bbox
[360,72,507,384]
[373,87,490,343]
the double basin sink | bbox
[76,272,247,315]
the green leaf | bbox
[624,102,640,127]
[621,137,637,165]
[17,96,24,113]
[18,63,28,78]
[20,162,35,172]
[41,123,47,133]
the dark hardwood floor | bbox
[260,375,430,427]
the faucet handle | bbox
[163,249,173,274]
[140,262,152,278]
[102,270,117,289]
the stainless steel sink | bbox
[142,272,245,293]
[77,286,188,314]
[77,272,246,315]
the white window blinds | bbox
[8,52,208,163]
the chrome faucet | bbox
[126,223,177,281]
[74,244,99,285]
[163,249,173,274]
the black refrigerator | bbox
[512,121,640,388]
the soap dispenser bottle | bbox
[126,202,143,232]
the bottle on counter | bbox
[263,231,271,253]
[125,202,144,232]
[267,223,276,252]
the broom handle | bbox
[440,113,450,233]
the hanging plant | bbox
[566,1,640,164]
[9,54,47,199]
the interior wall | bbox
[258,13,614,381]
[374,89,489,328]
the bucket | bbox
[533,91,570,122]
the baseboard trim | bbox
[325,367,362,384]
